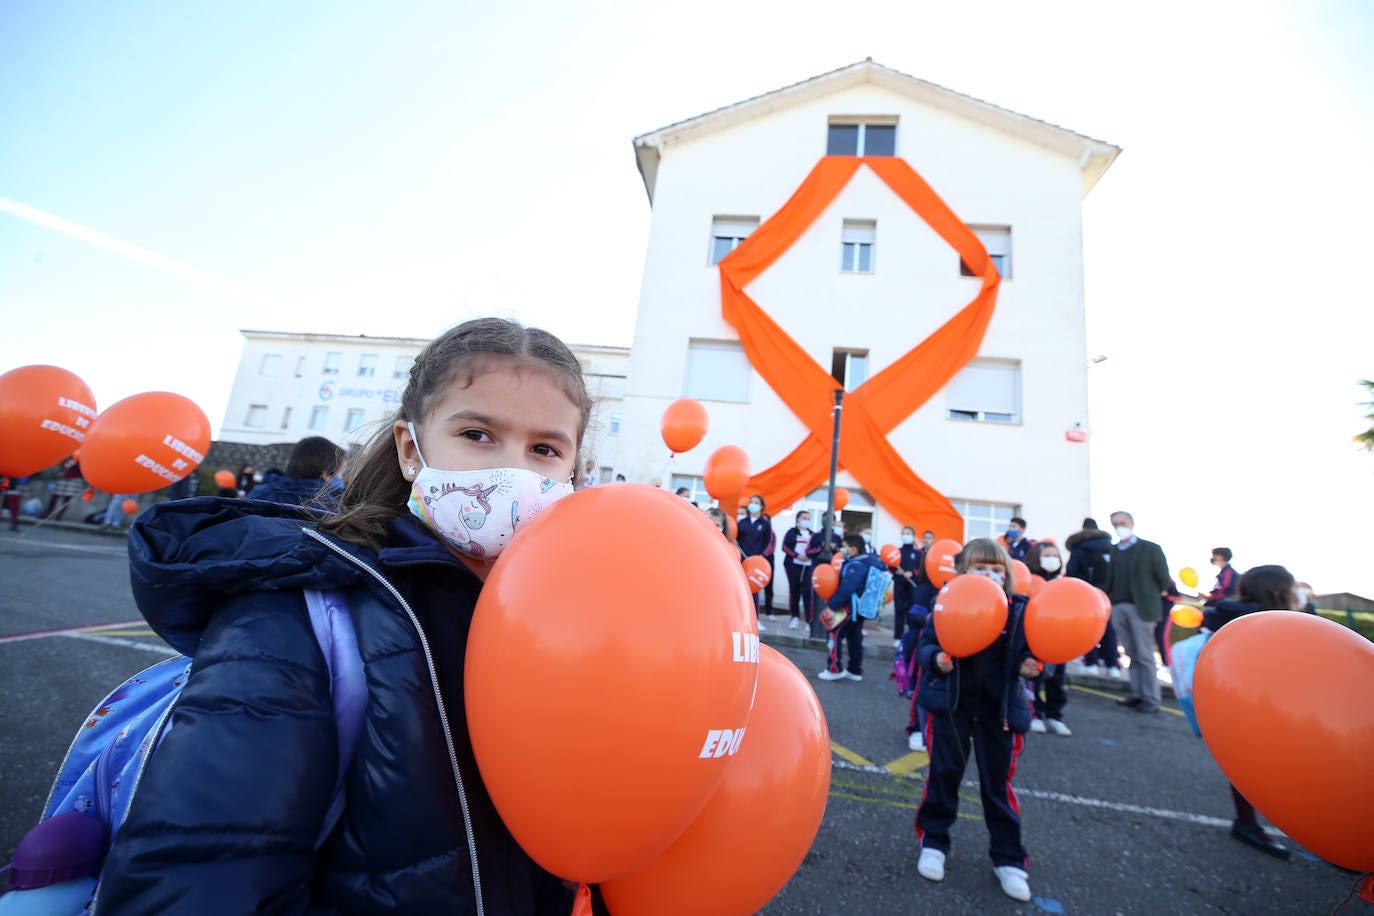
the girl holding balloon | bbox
[914,538,1041,903]
[99,318,589,913]
[736,494,777,620]
[1025,542,1072,736]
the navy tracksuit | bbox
[825,553,885,676]
[891,544,922,640]
[915,593,1033,869]
[781,526,823,622]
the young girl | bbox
[1201,564,1304,860]
[101,319,588,914]
[914,538,1041,902]
[780,509,821,630]
[736,494,776,620]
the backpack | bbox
[854,565,894,621]
[1168,631,1211,737]
[0,589,365,912]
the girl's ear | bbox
[394,421,421,479]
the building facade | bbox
[617,61,1119,561]
[220,330,629,478]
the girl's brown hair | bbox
[320,318,592,549]
[954,537,1016,597]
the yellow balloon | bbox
[1171,605,1203,628]
[1179,567,1199,589]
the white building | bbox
[221,330,629,476]
[617,60,1119,555]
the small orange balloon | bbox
[80,392,210,495]
[1170,605,1204,629]
[213,469,236,489]
[120,498,138,515]
[0,365,97,477]
[1027,573,1046,597]
[1024,577,1112,664]
[703,446,750,501]
[601,646,831,916]
[932,574,1009,658]
[743,555,771,593]
[833,487,850,511]
[661,398,710,454]
[829,551,844,570]
[1009,559,1032,594]
[880,544,901,567]
[923,538,962,588]
[1194,613,1374,872]
[812,564,839,600]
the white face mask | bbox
[901,534,915,545]
[798,520,811,533]
[1114,525,1133,541]
[405,423,573,561]
[1294,587,1310,608]
[1040,556,1062,572]
[971,568,1006,587]
[748,502,762,516]
[862,533,872,544]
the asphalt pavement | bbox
[0,523,1362,914]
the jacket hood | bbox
[1065,528,1111,550]
[129,497,375,655]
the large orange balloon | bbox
[1194,613,1374,871]
[466,485,758,882]
[661,398,709,454]
[213,469,236,489]
[880,543,901,567]
[601,646,831,916]
[742,555,771,593]
[932,574,1008,658]
[80,393,210,495]
[703,446,750,501]
[1024,577,1111,664]
[812,564,838,600]
[832,487,850,511]
[0,365,97,477]
[1009,559,1031,594]
[923,538,961,588]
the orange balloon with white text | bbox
[880,544,901,567]
[0,365,97,477]
[661,398,709,454]
[812,564,838,601]
[1024,577,1111,664]
[601,646,831,916]
[465,485,758,882]
[703,446,751,501]
[80,393,210,495]
[923,538,961,588]
[1194,613,1374,872]
[931,574,1008,658]
[742,556,771,593]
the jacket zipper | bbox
[305,529,485,916]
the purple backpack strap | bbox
[303,589,367,849]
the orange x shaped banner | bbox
[717,155,1001,542]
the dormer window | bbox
[827,120,897,156]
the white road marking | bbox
[57,631,178,657]
[0,538,128,557]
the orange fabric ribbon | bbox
[718,155,1001,542]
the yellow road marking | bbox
[829,790,982,820]
[883,750,929,775]
[830,740,875,767]
[1070,684,1185,718]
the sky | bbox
[2,1,1373,597]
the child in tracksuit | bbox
[817,534,884,682]
[901,577,940,751]
[914,538,1041,903]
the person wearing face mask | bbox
[736,494,777,622]
[97,318,590,915]
[1025,542,1072,736]
[892,526,922,644]
[1202,547,1240,606]
[1200,565,1308,860]
[1103,510,1173,715]
[914,538,1042,903]
[817,534,884,682]
[859,526,877,555]
[998,516,1034,562]
[781,510,822,631]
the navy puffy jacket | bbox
[915,592,1033,734]
[100,497,571,915]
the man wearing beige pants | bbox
[1104,511,1172,714]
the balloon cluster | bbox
[465,485,830,913]
[0,366,209,494]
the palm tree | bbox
[1357,380,1374,451]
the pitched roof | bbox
[632,59,1121,203]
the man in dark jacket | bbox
[1065,518,1120,677]
[248,436,346,511]
[1104,510,1172,714]
[818,535,884,682]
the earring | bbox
[407,466,417,478]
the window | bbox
[684,340,752,403]
[259,354,282,377]
[244,404,268,428]
[841,220,875,273]
[826,121,897,156]
[394,355,412,380]
[310,406,329,430]
[609,413,622,436]
[281,406,292,429]
[357,354,377,378]
[960,226,1012,278]
[831,349,869,391]
[671,475,710,506]
[323,352,342,375]
[950,500,1018,542]
[946,360,1020,423]
[599,466,615,484]
[708,217,758,265]
[345,408,364,432]
[294,355,307,377]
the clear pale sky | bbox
[2,1,1372,598]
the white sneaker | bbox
[917,848,945,882]
[1047,718,1073,737]
[817,670,844,681]
[842,671,863,682]
[1030,717,1047,734]
[1093,664,1108,677]
[894,639,903,650]
[767,614,777,622]
[907,731,926,752]
[789,617,800,630]
[994,866,1031,902]
[757,618,766,632]
[1107,667,1124,680]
